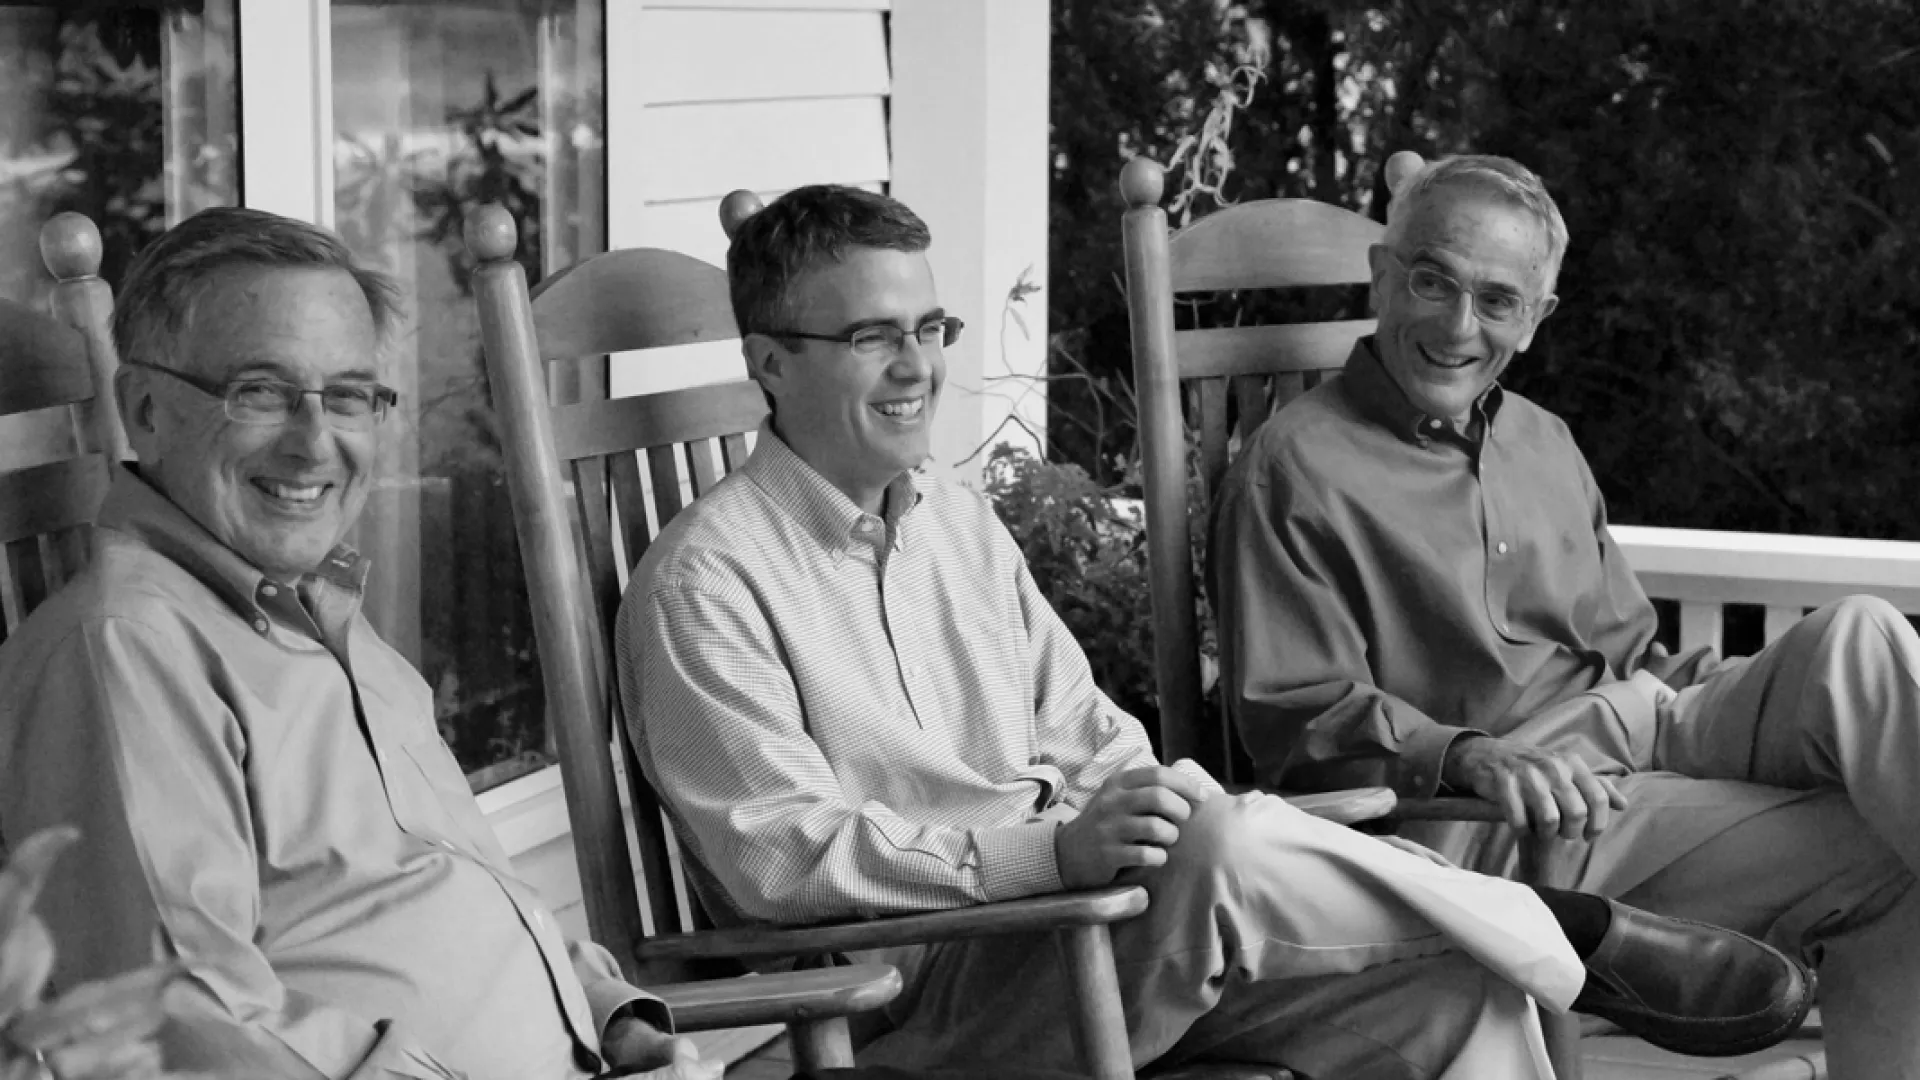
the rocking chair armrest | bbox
[1388,796,1510,823]
[649,963,903,1031]
[1279,785,1398,825]
[632,885,1148,964]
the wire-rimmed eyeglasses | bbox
[128,362,397,431]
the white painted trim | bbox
[237,0,333,225]
[890,0,1052,481]
[478,765,572,858]
[1614,525,1920,612]
[1612,524,1920,580]
[475,760,564,816]
[606,0,646,251]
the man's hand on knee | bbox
[1441,736,1627,841]
[1054,766,1211,889]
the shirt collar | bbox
[1340,335,1506,446]
[741,422,927,557]
[94,465,371,635]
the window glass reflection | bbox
[0,2,238,306]
[331,0,605,791]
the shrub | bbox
[984,443,1218,754]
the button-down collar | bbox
[1340,336,1506,448]
[743,422,927,560]
[94,465,372,642]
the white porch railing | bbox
[1613,525,1920,655]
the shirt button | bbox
[855,520,876,534]
[908,664,925,679]
[260,583,277,597]
[1427,418,1444,431]
[1496,541,1509,555]
[251,618,268,633]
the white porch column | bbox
[889,0,1051,484]
[237,0,332,226]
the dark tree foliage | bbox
[1051,0,1920,541]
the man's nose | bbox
[1445,291,1480,338]
[274,394,337,457]
[890,338,935,382]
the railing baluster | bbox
[1678,601,1724,654]
[1762,605,1801,646]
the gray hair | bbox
[112,206,402,373]
[1384,154,1569,293]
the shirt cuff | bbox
[973,822,1065,901]
[1399,724,1487,799]
[586,977,674,1041]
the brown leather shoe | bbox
[1571,899,1814,1057]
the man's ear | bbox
[1516,295,1558,353]
[1365,243,1393,313]
[741,332,790,399]
[114,365,157,447]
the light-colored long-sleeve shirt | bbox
[616,428,1182,927]
[1214,337,1708,798]
[0,467,663,1080]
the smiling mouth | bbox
[1418,344,1480,370]
[872,398,926,421]
[252,479,331,507]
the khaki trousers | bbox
[855,791,1578,1079]
[1412,596,1920,1080]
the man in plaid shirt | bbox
[616,185,1809,1079]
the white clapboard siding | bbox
[646,0,886,9]
[607,0,892,399]
[636,8,890,104]
[633,98,891,203]
[632,180,885,272]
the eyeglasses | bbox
[770,316,964,357]
[1384,251,1545,327]
[130,362,398,431]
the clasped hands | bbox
[1053,765,1213,890]
[1442,735,1629,841]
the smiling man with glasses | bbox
[1215,152,1920,1077]
[0,208,715,1080]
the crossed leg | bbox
[854,792,1571,1078]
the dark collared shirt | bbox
[0,467,660,1079]
[1215,338,1666,796]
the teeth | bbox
[260,481,324,503]
[1420,345,1476,368]
[873,399,924,419]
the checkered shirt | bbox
[616,428,1171,925]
